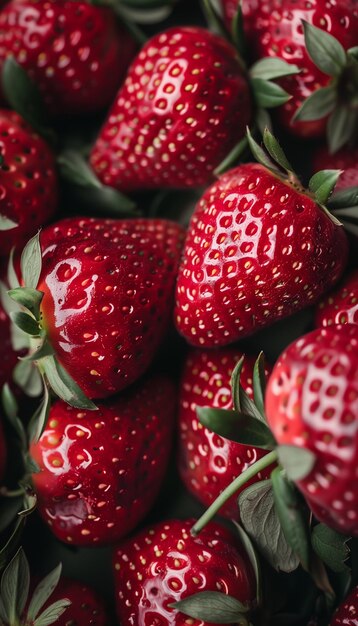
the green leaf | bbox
[255,108,272,134]
[327,106,358,154]
[27,564,62,621]
[20,231,42,290]
[293,86,337,122]
[41,355,97,410]
[230,355,245,412]
[200,0,227,38]
[231,2,246,62]
[246,128,281,175]
[328,186,358,210]
[28,382,51,442]
[277,445,316,481]
[232,522,262,605]
[252,353,267,420]
[10,311,41,336]
[1,384,27,451]
[196,407,276,450]
[250,57,301,80]
[0,547,30,623]
[263,128,294,173]
[251,78,291,108]
[311,524,351,573]
[309,169,342,206]
[33,599,71,626]
[303,21,347,76]
[170,591,249,624]
[8,288,44,319]
[239,480,300,573]
[0,514,26,570]
[271,468,311,570]
[214,136,249,176]
[7,249,20,290]
[0,216,18,231]
[1,57,55,143]
[18,492,37,517]
[13,360,43,398]
[24,341,55,362]
[348,46,358,60]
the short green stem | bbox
[191,449,278,536]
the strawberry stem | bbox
[191,449,278,536]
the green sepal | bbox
[238,480,300,573]
[348,46,358,60]
[109,4,147,44]
[246,128,282,176]
[28,382,51,443]
[18,492,37,517]
[327,105,358,154]
[1,57,55,144]
[0,547,30,624]
[214,136,249,176]
[21,231,42,291]
[255,108,272,134]
[232,522,262,605]
[302,21,347,77]
[1,384,27,452]
[24,453,40,475]
[8,287,44,320]
[41,355,97,411]
[24,341,55,362]
[26,563,63,622]
[200,0,227,39]
[13,360,43,398]
[252,352,267,420]
[10,311,41,337]
[32,599,72,626]
[271,468,311,571]
[311,524,351,574]
[230,355,267,423]
[7,249,20,290]
[293,86,337,122]
[170,591,249,624]
[277,445,316,481]
[231,1,246,63]
[263,128,294,173]
[0,216,18,231]
[196,406,276,450]
[309,169,342,206]
[328,186,358,209]
[250,57,301,80]
[251,78,291,108]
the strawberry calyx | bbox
[294,22,358,153]
[327,185,358,237]
[0,547,71,626]
[6,234,97,439]
[170,591,252,626]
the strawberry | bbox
[315,270,358,328]
[179,348,273,519]
[30,374,176,545]
[265,324,358,536]
[175,131,348,348]
[90,26,252,191]
[113,518,256,625]
[0,0,136,116]
[225,0,358,148]
[9,217,184,405]
[312,146,358,190]
[38,578,108,626]
[0,110,57,257]
[330,585,358,625]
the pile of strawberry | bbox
[0,0,357,624]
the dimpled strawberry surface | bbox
[315,270,358,328]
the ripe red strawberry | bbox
[0,110,57,256]
[312,146,358,190]
[12,217,184,402]
[114,518,256,625]
[0,0,136,115]
[175,159,347,347]
[30,374,175,545]
[38,578,108,626]
[226,0,358,144]
[330,586,358,625]
[265,324,358,536]
[315,270,358,328]
[90,26,252,191]
[179,349,273,519]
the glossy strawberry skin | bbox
[0,0,136,116]
[234,0,358,138]
[175,163,348,347]
[37,217,185,399]
[315,270,358,328]
[179,349,274,519]
[37,578,108,626]
[114,518,256,626]
[330,585,358,626]
[0,110,57,256]
[265,325,358,536]
[90,26,252,191]
[312,146,358,190]
[30,375,175,545]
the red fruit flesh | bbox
[315,270,358,328]
[175,163,347,347]
[37,217,185,399]
[114,518,256,626]
[30,375,176,545]
[0,110,57,256]
[90,26,252,191]
[179,349,273,519]
[0,0,136,115]
[330,585,358,625]
[38,578,108,626]
[265,325,358,536]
